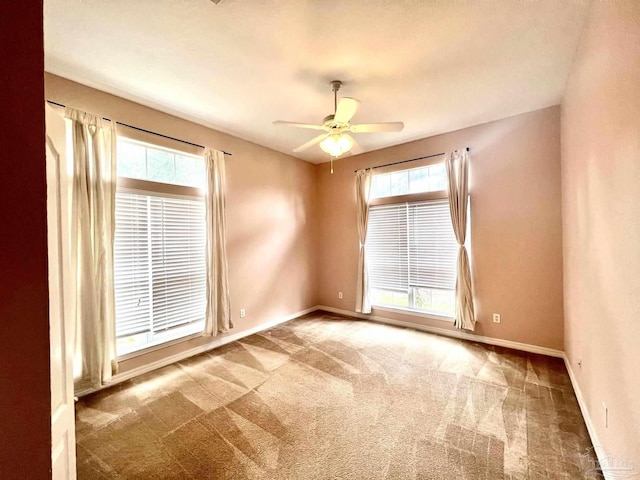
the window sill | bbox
[371,304,454,323]
[117,328,204,362]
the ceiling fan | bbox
[274,80,404,158]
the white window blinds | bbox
[114,191,206,343]
[367,204,408,292]
[367,199,459,293]
[114,193,151,338]
[407,199,458,291]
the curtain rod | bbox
[46,100,232,156]
[353,147,470,173]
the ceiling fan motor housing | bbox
[322,114,348,131]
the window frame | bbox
[369,189,446,207]
[366,162,462,321]
[113,138,207,359]
[369,161,448,201]
[117,176,203,199]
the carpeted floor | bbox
[76,311,602,479]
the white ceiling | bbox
[44,0,589,164]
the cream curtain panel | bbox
[445,149,476,330]
[65,107,118,390]
[355,169,373,314]
[204,149,232,336]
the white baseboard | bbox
[317,305,564,358]
[78,306,318,397]
[563,355,611,480]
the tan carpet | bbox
[76,311,602,479]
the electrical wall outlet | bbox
[492,313,501,323]
[338,292,343,299]
[240,309,246,318]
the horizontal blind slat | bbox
[366,204,408,292]
[408,199,458,291]
[114,190,206,342]
[366,198,460,295]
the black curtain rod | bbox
[354,147,470,173]
[46,100,232,156]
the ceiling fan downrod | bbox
[330,80,342,114]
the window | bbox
[117,139,205,188]
[366,163,464,318]
[114,138,206,355]
[370,163,446,199]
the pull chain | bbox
[331,156,334,174]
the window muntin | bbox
[370,163,446,200]
[114,138,206,356]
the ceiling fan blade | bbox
[349,122,404,133]
[334,97,360,123]
[273,121,327,130]
[293,133,328,153]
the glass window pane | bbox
[146,149,176,184]
[371,174,391,199]
[371,288,410,308]
[147,148,175,183]
[428,164,447,191]
[414,287,433,310]
[412,287,454,316]
[372,163,448,199]
[175,155,205,188]
[409,168,428,193]
[390,171,409,196]
[117,141,146,179]
[431,289,454,314]
[392,292,409,307]
[371,288,392,306]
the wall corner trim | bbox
[77,305,321,397]
[318,305,565,358]
[563,354,612,480]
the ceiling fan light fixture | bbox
[320,133,353,157]
[274,80,403,163]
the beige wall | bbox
[45,73,318,373]
[316,106,564,350]
[46,74,566,369]
[561,0,640,466]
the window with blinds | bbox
[367,204,408,293]
[408,200,458,292]
[367,199,460,317]
[114,138,206,356]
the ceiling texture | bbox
[44,0,590,164]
